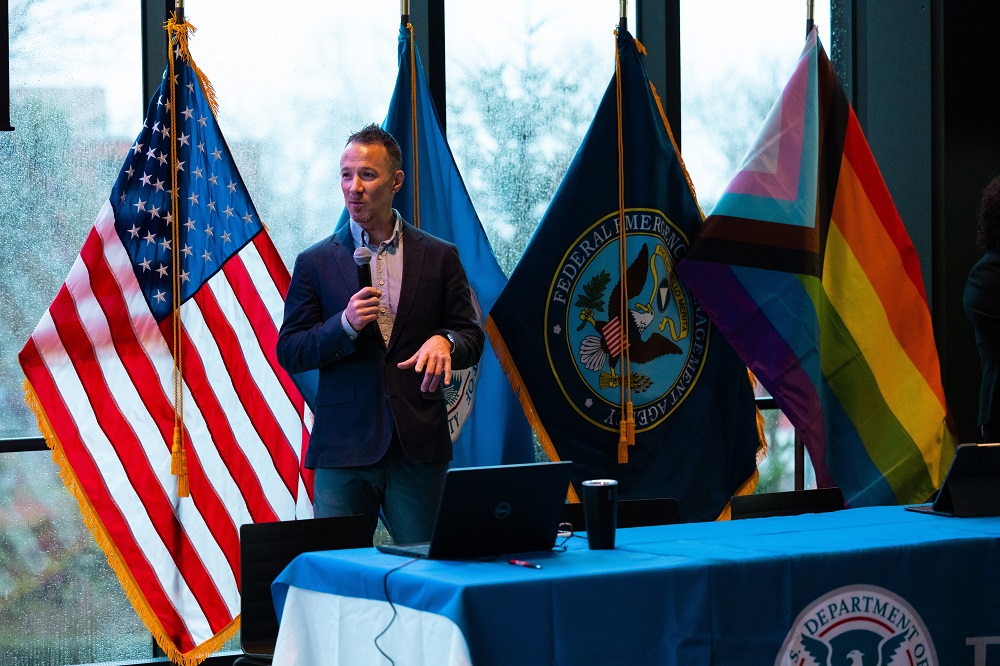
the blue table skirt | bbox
[274,505,1000,664]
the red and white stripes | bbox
[20,200,312,656]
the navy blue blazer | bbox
[276,221,485,467]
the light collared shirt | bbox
[341,210,405,345]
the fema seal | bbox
[444,289,482,444]
[776,584,937,666]
[546,208,709,431]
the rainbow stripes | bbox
[677,30,955,506]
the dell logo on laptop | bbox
[495,502,512,519]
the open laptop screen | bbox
[378,461,573,559]
[905,443,1000,517]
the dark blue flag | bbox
[337,24,534,466]
[487,31,763,521]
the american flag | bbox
[18,24,312,665]
[601,317,625,357]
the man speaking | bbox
[277,124,484,544]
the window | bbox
[2,0,142,439]
[184,0,400,262]
[446,0,635,276]
[680,2,832,212]
[1,2,150,661]
[1,1,402,661]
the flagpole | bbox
[612,20,634,461]
[799,0,813,485]
[619,0,627,32]
[1,0,14,131]
[167,0,189,496]
[401,0,409,26]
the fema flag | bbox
[487,30,763,521]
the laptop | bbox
[905,442,1000,517]
[377,461,574,560]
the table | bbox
[271,506,1000,665]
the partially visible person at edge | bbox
[277,124,484,543]
[964,175,1000,442]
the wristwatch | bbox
[445,332,456,353]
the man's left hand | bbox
[397,334,452,392]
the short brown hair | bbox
[345,124,403,173]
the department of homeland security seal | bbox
[545,208,709,432]
[444,289,482,444]
[776,584,937,666]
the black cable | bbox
[374,556,420,665]
[373,532,581,662]
[554,522,588,551]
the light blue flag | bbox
[339,23,534,467]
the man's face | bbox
[340,142,403,228]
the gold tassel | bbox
[177,462,190,498]
[171,427,183,475]
[618,422,628,463]
[171,428,190,498]
[165,16,220,116]
[625,400,635,446]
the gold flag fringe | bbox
[715,371,770,521]
[648,80,704,221]
[486,317,581,504]
[165,17,219,117]
[22,379,238,665]
[633,40,770,519]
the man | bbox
[277,124,484,543]
[965,175,1000,442]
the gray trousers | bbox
[311,433,448,545]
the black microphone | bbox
[353,247,375,336]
